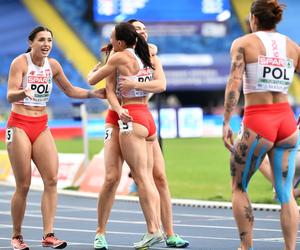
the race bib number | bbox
[24,74,52,106]
[256,56,294,92]
[6,128,13,143]
[118,120,133,134]
[104,127,113,141]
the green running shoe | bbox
[94,234,108,250]
[166,234,189,248]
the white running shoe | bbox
[133,231,164,249]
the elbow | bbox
[159,81,167,92]
[7,93,14,103]
[87,77,95,86]
[87,74,97,86]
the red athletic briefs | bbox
[7,111,48,144]
[105,109,119,126]
[123,104,156,137]
[243,102,297,142]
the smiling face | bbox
[131,21,148,41]
[29,30,52,57]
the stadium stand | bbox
[276,0,300,43]
[49,0,243,55]
[50,0,100,57]
[148,13,242,54]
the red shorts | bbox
[123,104,156,137]
[7,112,48,144]
[105,109,119,126]
[243,102,297,142]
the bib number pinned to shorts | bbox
[6,128,13,143]
[104,127,113,141]
[118,120,133,134]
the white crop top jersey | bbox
[116,48,153,98]
[243,31,294,94]
[15,53,53,106]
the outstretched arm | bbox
[87,54,119,85]
[50,58,103,99]
[223,39,245,151]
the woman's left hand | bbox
[119,77,137,94]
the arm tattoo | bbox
[55,78,68,92]
[225,91,237,113]
[224,46,245,117]
[229,47,245,83]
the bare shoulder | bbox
[148,43,158,56]
[10,54,27,69]
[230,37,245,54]
[8,54,28,76]
[230,34,257,56]
[48,57,60,67]
[285,36,300,63]
[48,57,62,75]
[231,34,252,47]
[109,51,128,64]
[286,36,299,50]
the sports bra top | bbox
[243,31,294,94]
[116,48,153,98]
[15,53,53,106]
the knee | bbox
[153,172,167,189]
[104,172,121,188]
[16,182,30,196]
[43,176,58,189]
[133,175,147,187]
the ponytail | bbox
[135,35,153,69]
[115,22,154,69]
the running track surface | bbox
[0,184,299,250]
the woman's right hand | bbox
[24,85,34,100]
[87,62,102,83]
[91,62,102,72]
[222,122,234,152]
[117,107,132,124]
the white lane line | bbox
[1,234,295,245]
[0,182,292,212]
[0,222,295,233]
[0,211,284,231]
[0,240,174,250]
[0,198,281,223]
